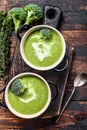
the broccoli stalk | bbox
[10,78,26,95]
[12,16,22,33]
[8,7,27,32]
[24,3,43,24]
[39,28,52,40]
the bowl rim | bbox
[20,25,66,71]
[5,72,51,119]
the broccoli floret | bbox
[10,78,26,95]
[39,28,52,40]
[8,7,27,32]
[24,3,43,24]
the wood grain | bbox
[61,11,87,30]
[46,0,87,11]
[0,0,87,130]
[0,101,87,129]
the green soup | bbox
[24,29,63,67]
[8,75,49,115]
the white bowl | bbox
[20,25,66,71]
[5,72,51,119]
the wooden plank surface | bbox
[0,101,87,129]
[0,0,87,129]
[46,0,87,11]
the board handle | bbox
[43,5,62,29]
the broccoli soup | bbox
[7,74,50,117]
[23,28,64,70]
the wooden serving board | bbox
[7,40,74,118]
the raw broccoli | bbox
[7,7,27,32]
[39,28,52,40]
[24,3,43,24]
[10,78,26,95]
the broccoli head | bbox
[24,3,43,24]
[10,78,26,95]
[39,28,52,40]
[8,7,27,32]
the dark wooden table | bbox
[0,0,87,129]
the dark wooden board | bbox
[7,37,74,118]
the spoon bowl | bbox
[74,72,87,87]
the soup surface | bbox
[24,29,63,67]
[8,75,49,115]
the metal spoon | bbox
[55,72,87,123]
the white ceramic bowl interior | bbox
[5,72,51,119]
[20,25,66,71]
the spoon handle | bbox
[55,87,75,123]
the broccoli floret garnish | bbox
[39,28,52,40]
[8,7,27,32]
[10,78,26,95]
[24,3,43,24]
